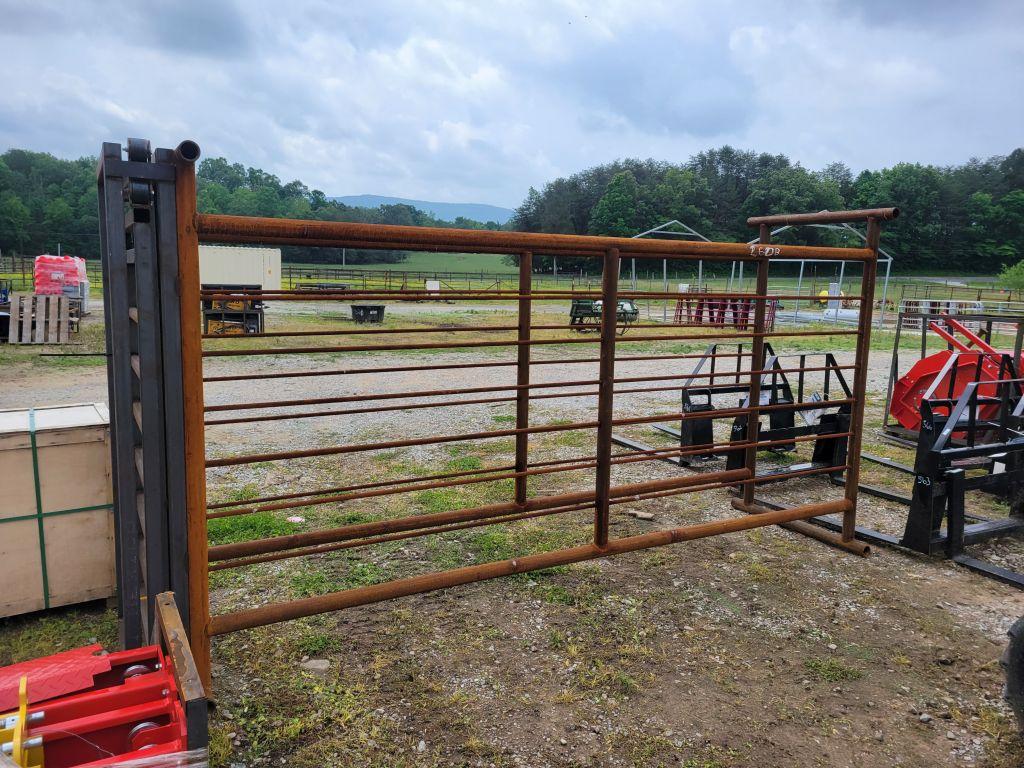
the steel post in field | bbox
[842,217,880,539]
[743,225,771,505]
[594,248,620,547]
[795,261,804,317]
[515,251,532,506]
[173,143,212,690]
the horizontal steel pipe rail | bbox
[208,498,853,634]
[204,374,857,426]
[207,468,752,562]
[731,498,871,556]
[202,318,858,340]
[211,470,810,572]
[746,207,899,227]
[196,214,874,261]
[202,329,858,357]
[206,364,855,413]
[206,432,854,523]
[202,351,758,382]
[201,291,864,302]
[205,396,854,467]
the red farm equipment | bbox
[886,314,1024,439]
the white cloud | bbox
[0,0,1020,207]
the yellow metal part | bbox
[0,678,44,768]
[205,319,248,335]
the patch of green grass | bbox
[323,509,374,527]
[344,561,386,588]
[218,483,261,504]
[803,657,863,682]
[415,487,467,514]
[447,455,483,472]
[482,476,515,502]
[208,512,297,545]
[575,659,641,694]
[468,529,517,561]
[532,583,576,605]
[0,605,118,665]
[207,725,234,768]
[491,414,516,424]
[552,428,591,448]
[290,569,342,598]
[290,560,388,598]
[296,631,343,656]
[426,537,464,570]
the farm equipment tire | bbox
[1004,615,1024,731]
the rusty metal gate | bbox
[98,138,897,692]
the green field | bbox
[330,251,518,273]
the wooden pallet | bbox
[7,293,71,344]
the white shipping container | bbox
[199,245,281,289]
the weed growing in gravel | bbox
[296,631,343,656]
[803,657,863,682]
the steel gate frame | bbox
[99,139,897,695]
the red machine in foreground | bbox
[0,646,187,767]
[0,594,207,767]
[889,316,1023,434]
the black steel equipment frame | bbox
[97,139,191,647]
[611,342,852,483]
[790,376,1024,588]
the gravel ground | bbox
[3,307,1024,767]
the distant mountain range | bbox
[330,194,514,225]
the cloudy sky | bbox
[1,0,1022,208]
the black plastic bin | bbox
[352,305,385,324]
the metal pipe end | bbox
[889,207,900,219]
[175,140,201,164]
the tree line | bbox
[0,150,503,265]
[511,146,1024,275]
[2,145,1022,274]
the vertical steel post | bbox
[173,146,212,689]
[794,261,805,319]
[594,248,620,547]
[878,256,891,329]
[743,227,771,505]
[835,261,846,324]
[515,251,532,506]
[842,218,880,539]
[662,259,668,322]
